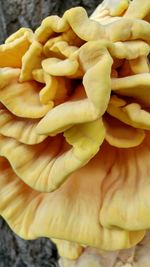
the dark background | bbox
[0,0,102,266]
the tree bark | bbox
[0,0,102,266]
[0,218,59,267]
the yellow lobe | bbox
[0,107,46,145]
[0,78,52,118]
[111,74,150,106]
[37,42,112,136]
[0,119,105,192]
[99,132,150,231]
[104,115,145,148]
[39,73,58,105]
[0,68,20,88]
[124,0,150,20]
[108,41,150,60]
[52,239,83,260]
[50,41,78,58]
[129,56,149,74]
[0,156,145,250]
[64,7,106,41]
[107,100,150,131]
[19,41,43,82]
[35,15,70,44]
[5,28,33,43]
[42,57,79,77]
[0,30,33,68]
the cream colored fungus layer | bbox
[0,0,150,266]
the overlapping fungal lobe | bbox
[59,232,150,267]
[0,0,150,265]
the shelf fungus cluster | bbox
[0,0,150,266]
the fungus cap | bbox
[0,0,150,265]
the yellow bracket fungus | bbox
[0,0,150,266]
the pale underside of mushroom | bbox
[0,0,150,266]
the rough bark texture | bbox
[0,0,102,266]
[0,218,59,267]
